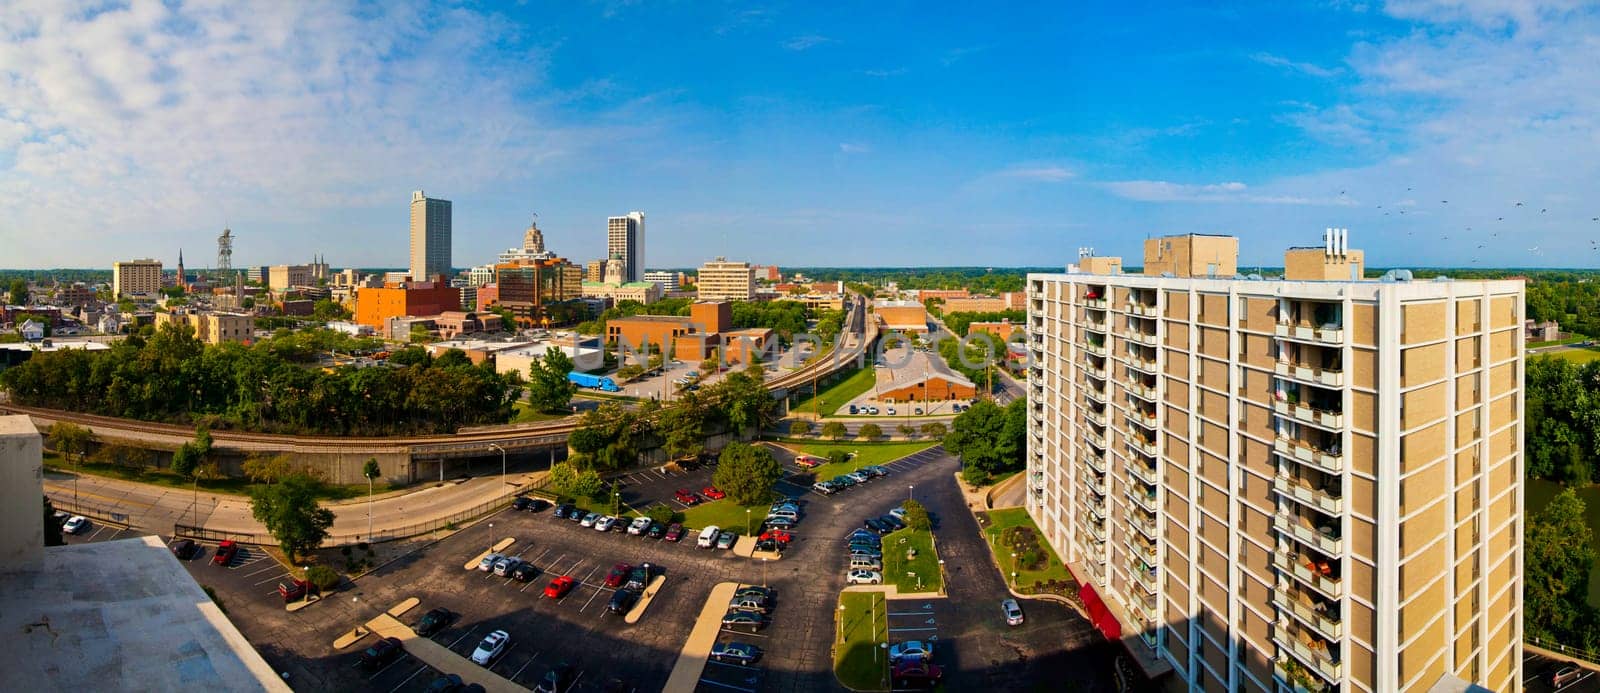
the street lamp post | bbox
[489,443,506,489]
[908,484,914,503]
[488,523,494,555]
[746,508,752,535]
[838,602,847,645]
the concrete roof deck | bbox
[874,347,975,390]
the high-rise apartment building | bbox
[607,212,646,283]
[410,190,453,281]
[696,258,756,302]
[112,259,163,298]
[1025,231,1523,693]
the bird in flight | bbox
[1516,202,1524,206]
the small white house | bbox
[18,319,45,342]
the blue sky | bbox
[2,1,1598,269]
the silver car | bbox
[1001,598,1025,626]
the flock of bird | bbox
[1334,188,1599,263]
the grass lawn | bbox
[679,498,777,534]
[980,507,1075,594]
[791,366,876,417]
[43,453,399,502]
[783,441,935,481]
[881,527,943,593]
[1536,347,1600,364]
[511,402,572,424]
[834,591,889,691]
[1530,336,1589,348]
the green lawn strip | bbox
[791,366,877,417]
[1529,336,1589,348]
[781,441,935,482]
[679,497,778,534]
[834,591,890,691]
[511,402,572,423]
[43,455,397,502]
[981,508,1074,593]
[880,528,942,593]
[1536,347,1600,364]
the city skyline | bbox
[1,3,1597,270]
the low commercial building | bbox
[968,318,1021,343]
[433,311,503,340]
[607,314,694,353]
[722,327,777,365]
[355,280,462,329]
[267,264,313,290]
[873,349,976,402]
[154,310,254,345]
[874,300,929,333]
[643,270,679,292]
[55,283,96,307]
[581,280,663,305]
[696,258,756,301]
[495,336,606,377]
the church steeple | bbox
[177,248,186,289]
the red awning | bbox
[1078,583,1123,641]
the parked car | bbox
[605,563,632,588]
[627,516,652,535]
[888,506,908,520]
[710,641,762,665]
[171,539,199,560]
[889,640,933,664]
[553,503,574,519]
[865,465,889,477]
[848,529,880,543]
[728,595,771,614]
[494,557,522,577]
[594,515,617,532]
[470,630,509,665]
[544,575,576,599]
[812,482,837,495]
[1001,598,1025,626]
[478,552,505,571]
[625,565,650,590]
[568,507,588,523]
[794,455,822,468]
[579,512,599,527]
[763,517,797,530]
[512,496,534,511]
[847,404,858,414]
[425,674,465,692]
[886,407,896,416]
[647,521,667,539]
[701,486,726,500]
[415,607,452,636]
[879,514,906,530]
[212,540,239,566]
[846,471,870,484]
[698,525,722,548]
[716,530,738,550]
[759,529,793,544]
[511,563,538,583]
[847,569,883,585]
[674,489,701,505]
[665,523,686,542]
[277,578,314,602]
[720,610,767,632]
[62,515,89,535]
[534,663,574,693]
[892,661,944,689]
[359,636,404,670]
[913,407,923,416]
[863,518,890,534]
[734,585,775,601]
[607,588,640,614]
[1552,665,1583,687]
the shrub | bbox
[306,564,342,590]
[646,505,677,525]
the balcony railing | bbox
[1275,322,1344,345]
[1085,314,1107,331]
[1130,561,1158,593]
[1083,448,1107,475]
[1086,428,1107,449]
[1082,555,1106,583]
[1084,518,1107,542]
[1127,355,1159,374]
[1086,495,1106,522]
[1127,381,1158,401]
[1127,431,1160,458]
[1274,360,1345,388]
[1126,508,1158,540]
[1085,342,1109,357]
[1128,458,1158,486]
[1273,546,1343,599]
[1276,510,1343,556]
[1082,360,1108,379]
[1129,409,1159,430]
[1086,408,1107,426]
[1274,625,1342,684]
[1085,297,1108,310]
[1272,399,1345,430]
[1128,330,1159,346]
[1129,536,1158,565]
[1274,660,1331,693]
[1273,587,1343,640]
[1084,385,1106,404]
[1273,437,1343,475]
[1127,302,1158,318]
[1126,483,1157,513]
[1129,593,1158,621]
[1274,473,1343,515]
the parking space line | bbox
[85,525,108,541]
[720,629,768,639]
[370,653,411,679]
[889,627,938,632]
[579,585,607,612]
[445,626,479,650]
[388,664,430,693]
[511,652,539,681]
[242,563,282,578]
[704,660,762,673]
[489,646,519,674]
[253,572,291,586]
[697,678,759,693]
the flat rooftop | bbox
[0,535,290,692]
[875,347,975,390]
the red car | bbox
[759,529,793,544]
[212,540,239,566]
[664,523,685,542]
[675,489,701,505]
[701,486,726,500]
[604,562,632,588]
[794,456,821,468]
[543,575,576,599]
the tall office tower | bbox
[409,190,452,281]
[607,211,646,283]
[1026,231,1523,693]
[112,259,163,297]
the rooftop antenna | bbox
[217,226,234,276]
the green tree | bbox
[901,499,932,531]
[362,458,381,482]
[1524,488,1600,647]
[248,473,336,563]
[897,424,917,439]
[9,278,29,306]
[919,422,947,438]
[859,423,883,440]
[242,454,292,484]
[311,299,351,322]
[943,398,1026,482]
[170,443,198,479]
[570,469,606,501]
[546,461,580,497]
[822,421,848,440]
[660,394,707,461]
[525,348,578,413]
[48,422,92,467]
[789,420,812,436]
[646,505,678,525]
[712,442,783,506]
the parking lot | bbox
[1526,650,1600,693]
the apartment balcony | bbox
[1127,430,1161,458]
[1083,445,1108,474]
[1085,427,1108,449]
[1085,297,1108,310]
[1273,436,1343,476]
[1273,584,1343,641]
[1082,556,1106,585]
[1083,468,1108,497]
[1128,535,1158,566]
[1272,394,1345,430]
[1126,354,1159,375]
[1126,507,1158,540]
[1084,384,1106,405]
[1128,409,1159,431]
[1274,660,1333,693]
[1128,456,1159,487]
[1274,322,1344,345]
[1082,359,1108,379]
[1127,381,1158,401]
[1274,472,1343,515]
[1275,509,1343,557]
[1129,593,1159,622]
[1085,517,1107,543]
[1126,482,1158,513]
[1128,329,1160,346]
[1129,560,1158,593]
[1273,545,1344,600]
[1273,622,1342,685]
[1126,301,1158,318]
[1274,360,1345,389]
[1085,407,1108,427]
[1085,313,1107,331]
[1086,492,1107,521]
[1085,341,1109,357]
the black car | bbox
[608,589,640,614]
[647,521,666,539]
[535,663,574,693]
[512,496,534,511]
[625,565,650,591]
[359,636,404,670]
[864,518,892,534]
[415,607,453,636]
[720,610,767,632]
[734,585,776,603]
[709,641,762,665]
[511,563,539,583]
[879,514,905,530]
[763,517,796,530]
[171,538,199,560]
[754,539,781,553]
[553,504,575,519]
[425,674,464,692]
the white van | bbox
[697,525,722,548]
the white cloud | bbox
[838,142,871,154]
[1103,180,1350,205]
[861,67,909,78]
[785,34,834,51]
[997,165,1075,182]
[1250,52,1344,78]
[1382,0,1585,30]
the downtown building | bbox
[1024,232,1523,693]
[608,212,646,283]
[410,190,453,281]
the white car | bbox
[886,407,896,416]
[1002,598,1025,626]
[478,552,505,571]
[579,512,599,527]
[627,516,652,535]
[846,569,882,585]
[594,515,617,532]
[62,515,89,535]
[471,629,509,665]
[888,507,908,520]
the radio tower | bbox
[216,227,234,278]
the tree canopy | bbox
[712,442,783,505]
[943,398,1025,484]
[1525,489,1600,650]
[1525,357,1600,484]
[523,347,578,413]
[248,473,335,562]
